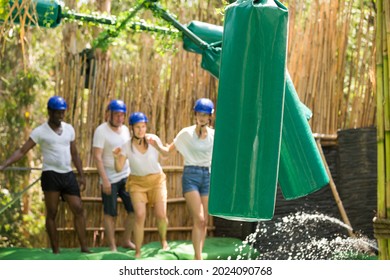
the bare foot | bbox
[81,247,92,253]
[110,246,118,252]
[161,241,169,251]
[135,251,141,258]
[122,241,136,250]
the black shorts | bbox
[102,177,134,216]
[41,171,81,198]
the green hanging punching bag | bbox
[278,72,329,199]
[182,19,329,209]
[209,0,288,221]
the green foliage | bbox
[0,67,45,159]
[88,1,182,53]
[214,0,230,19]
[0,15,56,248]
[0,182,45,248]
[0,0,8,20]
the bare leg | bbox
[184,191,207,260]
[133,202,146,258]
[121,212,136,249]
[104,215,117,251]
[44,191,61,254]
[200,195,209,252]
[154,201,169,250]
[64,194,90,253]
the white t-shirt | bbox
[121,134,163,176]
[93,122,130,183]
[174,125,214,167]
[29,122,75,173]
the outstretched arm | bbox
[146,135,176,156]
[0,138,36,171]
[157,142,176,157]
[70,140,86,191]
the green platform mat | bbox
[0,237,258,260]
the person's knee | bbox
[155,210,167,221]
[46,209,58,220]
[135,211,146,222]
[194,216,206,228]
[72,204,85,217]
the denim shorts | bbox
[182,166,210,196]
[102,177,134,216]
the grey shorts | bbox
[102,177,134,216]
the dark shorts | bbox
[102,177,134,216]
[182,166,210,196]
[41,171,81,198]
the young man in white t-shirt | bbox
[93,100,135,251]
[0,96,89,254]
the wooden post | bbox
[316,139,355,237]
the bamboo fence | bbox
[374,0,390,260]
[287,0,376,135]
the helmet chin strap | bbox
[196,121,210,138]
[199,119,210,127]
[132,130,144,145]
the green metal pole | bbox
[61,10,116,26]
[147,1,208,50]
[62,9,176,34]
[92,0,148,49]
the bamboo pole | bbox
[376,0,389,260]
[316,139,355,237]
[383,0,390,258]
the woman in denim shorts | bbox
[151,98,215,260]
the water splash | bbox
[234,211,377,260]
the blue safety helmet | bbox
[194,98,214,114]
[129,112,148,125]
[47,96,67,110]
[108,99,127,113]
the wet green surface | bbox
[0,237,258,260]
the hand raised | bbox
[112,147,122,157]
[146,135,157,147]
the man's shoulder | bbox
[62,121,74,128]
[121,125,130,133]
[31,122,48,133]
[93,122,110,136]
[62,122,75,132]
[95,122,108,130]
